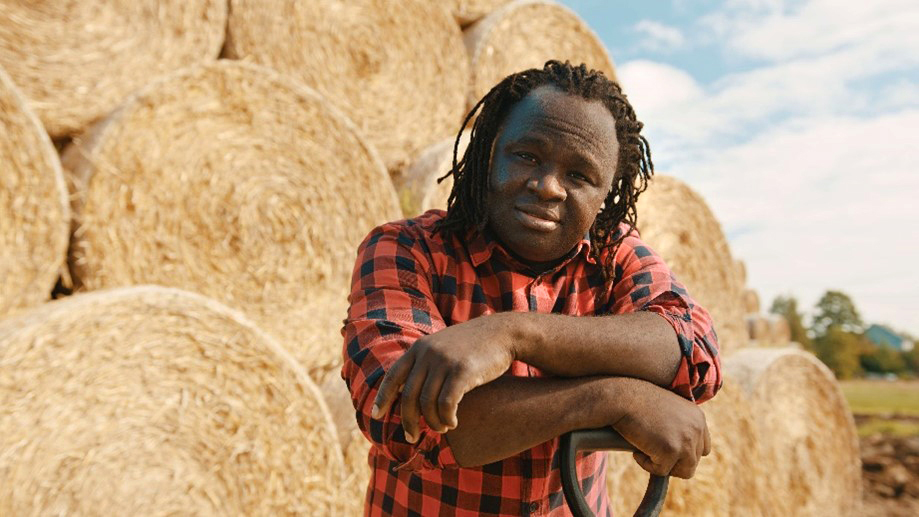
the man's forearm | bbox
[506,311,682,385]
[445,375,635,467]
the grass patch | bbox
[856,418,919,438]
[840,380,919,416]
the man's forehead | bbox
[497,86,619,160]
[505,87,614,134]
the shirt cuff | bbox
[640,297,697,401]
[393,428,460,473]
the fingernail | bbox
[371,404,381,418]
[405,432,416,443]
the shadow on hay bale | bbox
[0,66,70,319]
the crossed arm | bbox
[372,311,711,477]
[342,223,722,478]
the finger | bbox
[438,373,467,430]
[400,365,427,444]
[372,351,415,419]
[669,458,698,480]
[419,369,448,433]
[632,452,671,477]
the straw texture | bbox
[743,288,760,315]
[770,315,791,343]
[0,66,70,318]
[746,314,792,345]
[62,61,401,385]
[451,0,513,26]
[734,258,747,286]
[225,0,469,173]
[635,175,748,355]
[746,315,771,343]
[321,375,372,515]
[606,381,764,517]
[0,1,225,137]
[725,347,863,516]
[396,131,470,217]
[463,0,617,109]
[0,285,345,515]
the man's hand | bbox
[371,314,516,442]
[607,379,711,479]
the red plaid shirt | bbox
[341,210,722,516]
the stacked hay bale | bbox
[224,0,469,174]
[452,0,514,26]
[747,313,793,346]
[62,61,401,385]
[463,0,617,110]
[635,174,749,355]
[321,376,372,515]
[0,1,867,514]
[743,288,761,315]
[395,131,470,217]
[0,0,226,137]
[725,348,862,516]
[0,66,70,318]
[0,286,345,515]
[606,381,765,517]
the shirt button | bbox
[528,501,540,513]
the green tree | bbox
[861,345,907,376]
[770,295,814,351]
[814,325,867,379]
[812,290,864,338]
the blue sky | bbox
[559,0,919,335]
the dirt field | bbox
[842,380,919,516]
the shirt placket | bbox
[526,274,553,516]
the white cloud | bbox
[615,1,919,334]
[632,20,686,52]
[618,60,703,113]
[680,110,919,334]
[619,0,919,151]
[705,0,919,62]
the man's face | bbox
[485,86,619,265]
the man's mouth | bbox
[514,205,560,232]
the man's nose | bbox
[527,169,566,201]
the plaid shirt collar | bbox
[464,224,596,270]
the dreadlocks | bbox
[435,60,654,283]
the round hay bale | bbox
[451,0,513,26]
[320,375,372,515]
[724,347,862,516]
[0,285,346,515]
[0,1,225,137]
[767,314,792,344]
[606,381,764,517]
[62,61,401,384]
[395,130,470,217]
[224,0,468,173]
[743,288,760,315]
[463,0,617,109]
[0,66,70,318]
[635,175,748,355]
[746,315,770,342]
[734,258,747,286]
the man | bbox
[342,60,722,516]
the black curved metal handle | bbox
[560,428,669,517]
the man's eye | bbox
[568,171,589,183]
[514,152,538,163]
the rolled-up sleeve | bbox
[608,230,723,403]
[340,222,460,472]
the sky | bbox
[558,0,919,336]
